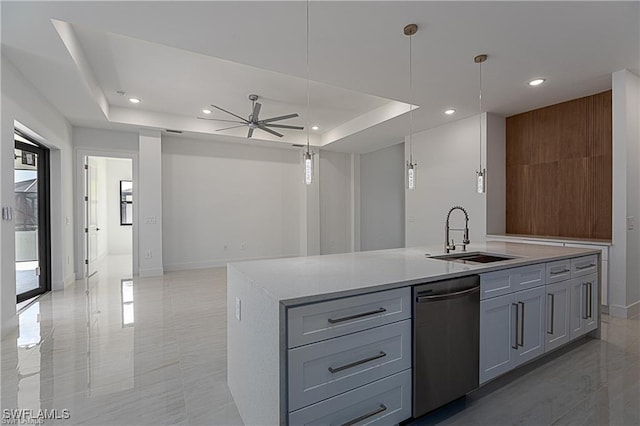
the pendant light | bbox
[474,54,487,194]
[303,0,314,185]
[405,23,418,190]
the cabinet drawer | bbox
[288,320,411,411]
[287,287,411,348]
[546,260,572,284]
[480,264,545,300]
[288,369,411,426]
[571,255,598,278]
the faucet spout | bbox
[445,206,470,253]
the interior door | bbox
[86,158,99,277]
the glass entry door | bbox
[15,136,50,303]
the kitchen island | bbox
[227,242,601,425]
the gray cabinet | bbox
[480,285,545,384]
[570,273,598,339]
[545,280,571,351]
[287,287,412,422]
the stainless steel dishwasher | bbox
[413,275,480,418]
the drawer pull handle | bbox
[550,269,570,275]
[327,307,386,324]
[575,263,596,270]
[328,351,387,374]
[341,404,387,426]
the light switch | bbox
[235,297,241,321]
[144,216,156,224]
[628,216,635,231]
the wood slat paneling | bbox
[505,91,611,240]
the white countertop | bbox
[227,241,600,306]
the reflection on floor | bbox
[1,256,638,425]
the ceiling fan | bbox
[198,94,303,138]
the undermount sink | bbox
[428,252,520,264]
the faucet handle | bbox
[449,239,456,250]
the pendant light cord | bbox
[478,58,483,171]
[409,32,414,163]
[306,0,310,154]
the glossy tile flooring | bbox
[1,255,638,425]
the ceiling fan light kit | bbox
[197,94,303,139]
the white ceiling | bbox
[2,1,638,153]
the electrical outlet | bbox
[144,216,156,224]
[235,297,241,321]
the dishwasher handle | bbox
[416,286,479,303]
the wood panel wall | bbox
[505,90,612,240]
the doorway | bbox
[84,156,133,277]
[14,133,51,303]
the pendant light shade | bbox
[475,54,487,194]
[405,23,418,190]
[303,150,314,185]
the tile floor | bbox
[1,255,638,425]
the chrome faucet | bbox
[445,206,470,253]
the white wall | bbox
[405,114,487,248]
[161,136,302,270]
[611,69,640,318]
[319,150,352,255]
[360,143,405,251]
[2,55,75,338]
[485,114,506,235]
[139,131,163,276]
[106,158,132,255]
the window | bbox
[120,180,133,225]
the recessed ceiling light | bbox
[311,125,319,131]
[444,109,456,115]
[202,109,212,114]
[528,78,546,86]
[129,97,141,104]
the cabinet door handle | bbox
[327,307,386,324]
[328,351,387,374]
[341,404,387,426]
[587,282,593,319]
[547,293,555,335]
[518,301,525,347]
[582,283,589,319]
[575,263,596,271]
[512,303,519,350]
[550,269,570,275]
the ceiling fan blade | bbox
[216,125,247,131]
[210,104,249,122]
[251,102,262,122]
[258,125,284,138]
[261,113,299,123]
[248,128,254,138]
[197,117,246,123]
[264,124,305,130]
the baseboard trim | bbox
[163,254,298,272]
[139,267,164,277]
[608,300,640,318]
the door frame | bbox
[14,138,51,303]
[74,149,138,278]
